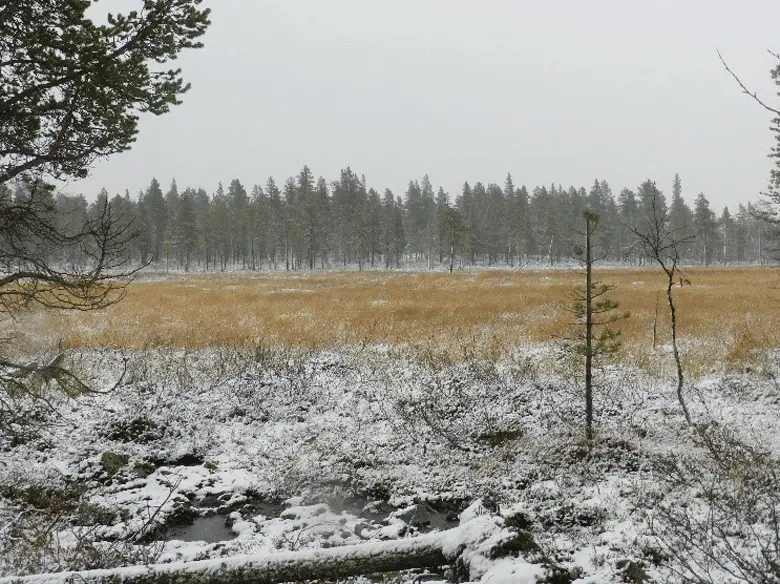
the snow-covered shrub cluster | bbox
[0,346,779,582]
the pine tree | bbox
[192,188,210,270]
[294,166,318,269]
[504,173,518,265]
[763,56,780,211]
[718,207,736,265]
[228,178,249,268]
[565,211,628,442]
[164,179,179,269]
[734,204,751,263]
[455,182,478,265]
[109,191,142,264]
[512,184,530,265]
[669,174,694,259]
[472,182,489,262]
[420,175,438,268]
[266,177,283,269]
[210,182,230,271]
[693,193,717,266]
[441,205,467,273]
[381,189,397,269]
[530,186,554,263]
[393,195,407,267]
[435,187,450,264]
[282,177,298,270]
[249,184,267,270]
[598,181,620,262]
[143,178,166,262]
[0,1,210,185]
[177,188,198,271]
[484,183,507,266]
[54,193,90,264]
[363,188,382,268]
[315,177,332,269]
[404,180,425,261]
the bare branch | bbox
[718,49,780,116]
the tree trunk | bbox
[0,515,516,584]
[0,532,450,584]
[585,214,594,442]
[666,262,692,426]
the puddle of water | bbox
[167,514,235,543]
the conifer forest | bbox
[15,169,772,272]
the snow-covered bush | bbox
[648,423,780,584]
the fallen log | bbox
[0,514,514,584]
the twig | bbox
[717,49,780,116]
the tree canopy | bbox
[0,1,210,439]
[0,0,211,184]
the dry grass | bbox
[20,266,780,374]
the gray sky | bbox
[70,0,780,211]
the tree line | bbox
[3,168,774,272]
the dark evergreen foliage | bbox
[34,169,772,271]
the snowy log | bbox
[0,515,510,584]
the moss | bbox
[101,451,129,476]
[540,565,577,584]
[616,559,650,583]
[133,459,157,477]
[489,529,540,559]
[106,416,163,443]
[477,428,524,447]
[0,482,85,513]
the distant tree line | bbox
[3,168,774,271]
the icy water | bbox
[167,515,234,543]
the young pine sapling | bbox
[564,211,629,442]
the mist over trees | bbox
[17,168,772,271]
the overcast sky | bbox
[70,0,780,211]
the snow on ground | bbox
[1,345,780,582]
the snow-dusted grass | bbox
[4,267,780,581]
[22,267,780,375]
[2,344,780,582]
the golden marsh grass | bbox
[25,267,780,373]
